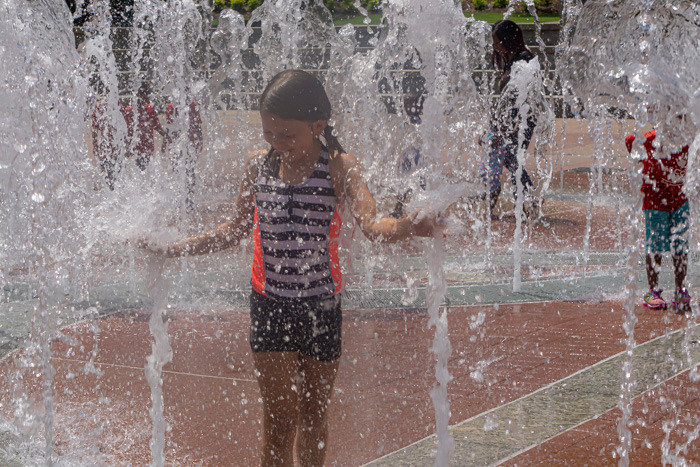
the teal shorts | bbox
[644,202,689,255]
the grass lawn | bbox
[470,11,560,23]
[211,11,559,27]
[333,13,383,25]
[333,11,559,25]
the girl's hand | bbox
[130,237,176,257]
[408,210,445,238]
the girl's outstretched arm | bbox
[166,151,262,257]
[330,153,437,243]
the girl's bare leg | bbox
[646,253,662,290]
[253,351,300,467]
[672,253,688,289]
[296,354,339,467]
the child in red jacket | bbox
[625,129,691,312]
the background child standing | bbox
[483,20,543,216]
[90,96,121,190]
[625,128,692,312]
[164,98,203,212]
[123,81,165,170]
[391,92,425,218]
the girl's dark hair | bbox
[491,20,529,70]
[259,69,345,158]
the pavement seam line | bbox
[51,356,257,383]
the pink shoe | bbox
[672,287,692,313]
[643,289,667,310]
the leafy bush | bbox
[491,0,508,8]
[214,0,380,15]
[533,0,560,13]
[518,0,560,13]
[234,0,263,11]
[472,0,488,10]
[323,0,380,13]
[214,0,262,14]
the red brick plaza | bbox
[0,118,698,465]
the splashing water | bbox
[0,0,698,465]
[143,256,172,467]
[1,1,89,462]
[559,0,699,152]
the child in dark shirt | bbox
[625,129,691,312]
[482,20,539,214]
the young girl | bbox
[482,20,545,215]
[148,69,438,466]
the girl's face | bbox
[261,111,326,163]
[492,33,506,56]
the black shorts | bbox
[249,290,342,362]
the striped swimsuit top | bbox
[251,149,342,300]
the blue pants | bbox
[480,146,532,201]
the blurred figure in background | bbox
[164,96,203,212]
[390,92,426,218]
[122,81,165,171]
[88,79,125,190]
[482,20,546,218]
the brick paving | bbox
[1,116,698,465]
[502,369,699,466]
[1,300,696,465]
